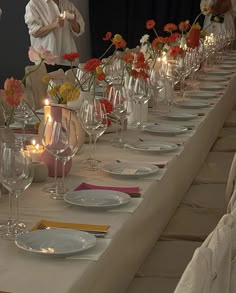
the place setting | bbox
[173,99,210,109]
[198,83,226,92]
[184,91,221,100]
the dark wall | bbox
[0,0,31,87]
[89,0,203,58]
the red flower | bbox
[123,53,134,64]
[103,32,112,41]
[164,23,177,33]
[146,19,156,29]
[167,32,180,43]
[99,98,113,114]
[169,46,184,57]
[152,37,165,50]
[62,52,80,62]
[131,69,139,79]
[97,72,106,81]
[84,58,101,72]
[178,20,190,32]
[187,28,201,48]
[113,38,127,49]
[0,78,24,107]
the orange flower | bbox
[123,53,134,64]
[103,32,112,41]
[84,58,101,72]
[152,37,165,50]
[0,78,24,107]
[169,46,184,57]
[62,52,80,62]
[112,34,127,49]
[164,23,177,33]
[146,19,156,29]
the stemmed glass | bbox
[0,140,33,240]
[128,76,151,129]
[42,118,69,199]
[55,120,79,198]
[108,85,133,148]
[149,66,165,113]
[79,98,107,170]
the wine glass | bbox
[42,117,69,199]
[0,140,33,240]
[149,66,165,113]
[128,76,151,129]
[79,98,107,170]
[108,85,133,148]
[55,120,79,198]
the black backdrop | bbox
[89,0,204,57]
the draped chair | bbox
[174,214,233,293]
[161,152,236,241]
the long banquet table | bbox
[1,57,236,293]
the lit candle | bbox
[44,99,51,124]
[26,140,44,162]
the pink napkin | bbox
[74,182,141,197]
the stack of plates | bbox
[159,111,198,120]
[198,84,225,91]
[207,70,234,76]
[184,91,220,99]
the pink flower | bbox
[28,46,57,65]
[0,78,24,107]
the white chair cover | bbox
[174,247,213,293]
[212,134,236,152]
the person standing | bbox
[201,0,236,37]
[24,0,85,72]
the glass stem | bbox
[61,160,66,194]
[54,157,58,185]
[139,102,143,128]
[120,116,125,142]
[8,191,14,229]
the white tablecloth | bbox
[0,61,236,293]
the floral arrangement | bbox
[0,46,57,126]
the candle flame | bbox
[35,144,39,151]
[32,139,36,146]
[44,99,49,106]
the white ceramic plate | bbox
[101,161,159,178]
[160,111,198,120]
[220,60,236,65]
[199,84,226,91]
[174,100,209,109]
[64,190,131,210]
[184,91,219,99]
[198,75,229,82]
[125,141,179,153]
[15,228,96,257]
[144,124,188,135]
[207,70,234,76]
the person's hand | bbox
[67,11,76,24]
[53,16,64,28]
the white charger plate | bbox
[15,228,96,257]
[125,141,179,153]
[64,190,131,210]
[184,91,219,99]
[101,161,159,178]
[174,100,209,109]
[144,123,187,135]
[160,111,198,120]
[199,84,226,91]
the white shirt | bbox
[25,0,85,65]
[201,0,236,37]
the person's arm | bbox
[68,16,81,34]
[33,16,64,38]
[213,0,232,14]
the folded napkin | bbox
[32,219,110,234]
[74,182,141,197]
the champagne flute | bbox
[0,140,33,240]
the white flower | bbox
[140,34,150,44]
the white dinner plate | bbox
[220,60,236,65]
[184,91,220,99]
[198,75,229,82]
[160,111,198,120]
[15,228,96,257]
[206,70,233,76]
[174,100,209,109]
[64,190,131,210]
[199,84,226,91]
[125,141,179,153]
[101,161,160,178]
[144,123,188,135]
